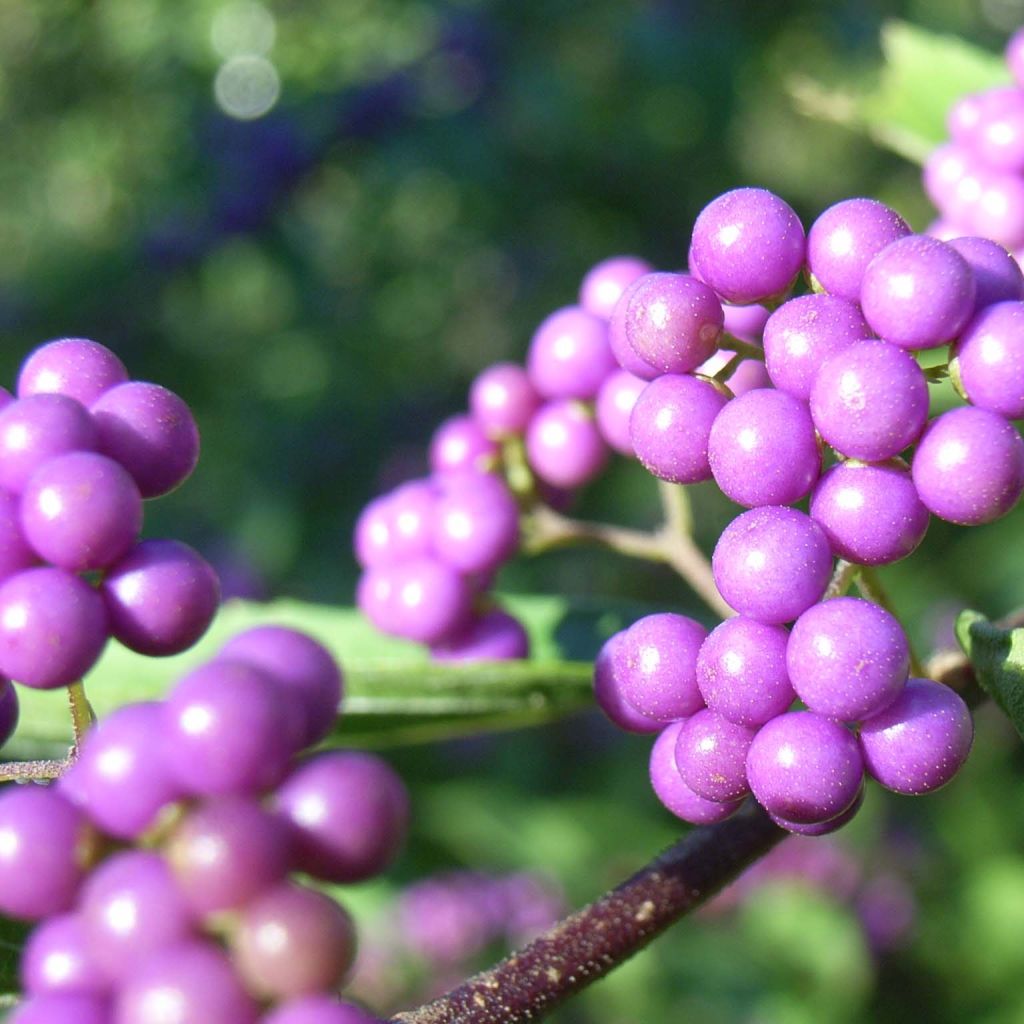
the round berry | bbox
[353,479,437,570]
[946,236,1024,313]
[592,631,662,734]
[674,709,755,803]
[595,369,645,456]
[526,306,616,400]
[17,339,128,405]
[431,609,529,662]
[579,255,653,319]
[952,300,1024,419]
[431,472,519,575]
[429,415,498,475]
[20,913,105,997]
[469,363,540,438]
[525,400,608,489]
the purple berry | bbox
[469,363,540,438]
[809,340,929,461]
[525,400,608,489]
[607,278,661,379]
[595,369,645,455]
[952,300,1024,419]
[911,407,1024,525]
[722,357,771,396]
[787,597,909,722]
[68,702,180,839]
[0,395,98,494]
[526,306,616,400]
[809,459,929,566]
[354,479,437,569]
[946,236,1024,313]
[746,711,863,825]
[17,339,128,405]
[859,677,973,795]
[166,796,292,914]
[860,235,975,350]
[0,488,36,581]
[162,659,299,796]
[592,631,662,734]
[629,374,729,484]
[429,414,498,475]
[674,708,755,803]
[770,785,864,835]
[617,613,707,723]
[114,941,259,1024]
[218,626,343,746]
[707,388,821,507]
[79,850,196,983]
[275,751,409,883]
[712,507,832,625]
[431,609,529,662]
[972,87,1024,172]
[649,721,742,825]
[578,255,653,319]
[101,539,220,657]
[90,381,200,498]
[696,616,795,728]
[689,188,805,304]
[20,452,142,572]
[21,913,106,997]
[762,294,873,400]
[620,272,723,375]
[0,786,95,920]
[722,303,770,343]
[806,198,911,301]
[0,567,108,689]
[229,882,357,999]
[431,472,519,575]
[9,994,111,1024]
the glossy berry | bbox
[946,236,1024,313]
[431,609,530,662]
[629,374,728,484]
[689,188,805,304]
[17,339,128,406]
[20,452,142,572]
[674,709,755,803]
[353,479,436,569]
[0,489,36,582]
[595,369,645,456]
[809,459,929,566]
[649,720,742,826]
[769,785,865,836]
[806,197,911,301]
[762,294,873,400]
[101,539,220,657]
[746,711,864,825]
[952,300,1024,419]
[526,306,616,400]
[429,415,498,475]
[592,632,662,734]
[911,407,1024,525]
[275,751,409,883]
[809,340,929,461]
[0,567,109,689]
[617,613,707,723]
[431,472,519,575]
[525,400,608,489]
[787,597,909,722]
[696,616,795,728]
[859,678,973,795]
[712,507,832,625]
[469,363,540,438]
[860,235,975,350]
[91,381,200,498]
[707,389,821,507]
[607,277,661,380]
[579,255,653,319]
[620,272,723,374]
[20,913,105,997]
[10,994,111,1024]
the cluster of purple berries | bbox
[0,625,408,1024]
[926,27,1024,253]
[0,337,221,747]
[590,179,1024,833]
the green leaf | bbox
[955,610,1024,740]
[5,593,637,757]
[790,20,1007,164]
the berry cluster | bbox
[588,182,1024,833]
[0,625,406,1024]
[926,27,1024,253]
[0,337,220,751]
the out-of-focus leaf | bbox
[6,595,610,757]
[790,21,1006,163]
[955,610,1024,741]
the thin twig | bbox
[823,559,858,600]
[391,801,784,1024]
[718,334,765,362]
[67,681,95,749]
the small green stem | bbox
[657,480,693,537]
[856,567,924,675]
[719,334,765,361]
[67,681,95,750]
[823,559,859,600]
[923,363,949,383]
[712,353,743,384]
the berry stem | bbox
[0,757,69,781]
[711,352,744,384]
[390,800,784,1024]
[823,558,859,599]
[856,566,924,675]
[719,334,765,362]
[923,363,950,383]
[657,480,693,537]
[66,680,95,749]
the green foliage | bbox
[956,611,1024,741]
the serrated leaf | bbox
[5,594,642,756]
[955,609,1024,740]
[790,20,1007,164]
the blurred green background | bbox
[4,0,1024,1021]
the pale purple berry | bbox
[952,300,1024,419]
[429,414,498,475]
[595,369,645,455]
[354,479,437,569]
[525,400,608,489]
[946,237,1024,313]
[579,255,653,319]
[607,277,660,379]
[21,913,106,997]
[17,339,128,405]
[859,678,973,795]
[469,363,540,438]
[526,306,616,400]
[674,709,755,803]
[592,632,661,734]
[10,994,111,1024]
[911,407,1024,525]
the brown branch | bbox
[391,801,784,1024]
